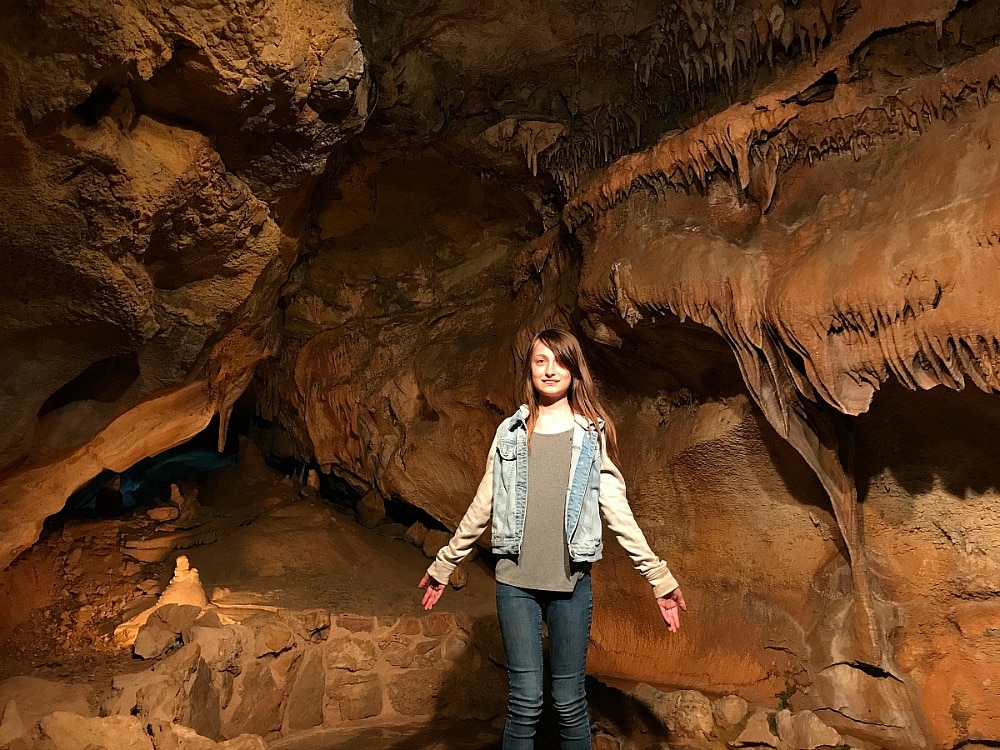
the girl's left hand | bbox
[656,587,687,633]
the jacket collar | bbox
[509,404,602,431]
[510,404,530,424]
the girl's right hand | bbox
[419,573,446,610]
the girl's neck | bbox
[533,397,575,433]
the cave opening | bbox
[52,415,237,524]
[71,84,120,126]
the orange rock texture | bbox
[0,0,371,566]
[3,0,1000,746]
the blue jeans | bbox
[495,575,593,750]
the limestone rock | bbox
[440,634,472,662]
[323,634,378,672]
[182,625,246,675]
[149,721,268,750]
[386,669,442,716]
[335,615,375,633]
[116,557,209,648]
[107,644,204,728]
[148,506,181,522]
[714,695,750,729]
[325,673,383,722]
[449,563,468,589]
[107,671,153,720]
[420,612,455,637]
[223,660,283,737]
[243,612,297,657]
[356,490,385,528]
[134,603,203,659]
[381,639,417,668]
[775,709,843,750]
[0,677,93,731]
[38,712,153,750]
[149,722,216,750]
[158,557,209,610]
[237,438,275,486]
[306,470,321,490]
[156,603,203,634]
[775,710,796,748]
[217,737,268,750]
[194,610,225,629]
[184,657,222,740]
[733,709,780,748]
[404,522,429,547]
[135,675,186,727]
[391,616,422,636]
[0,700,27,747]
[134,623,181,660]
[283,609,330,642]
[284,649,325,731]
[422,529,451,558]
[168,483,197,517]
[632,684,714,742]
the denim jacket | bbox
[492,405,603,560]
[428,406,679,598]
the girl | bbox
[419,328,686,750]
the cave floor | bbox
[271,720,501,750]
[0,461,501,747]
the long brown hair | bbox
[520,328,618,457]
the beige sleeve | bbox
[426,435,497,585]
[598,442,679,598]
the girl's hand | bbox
[419,573,446,610]
[656,587,687,633]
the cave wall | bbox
[855,383,1000,747]
[569,82,1000,748]
[3,0,1000,747]
[0,0,369,567]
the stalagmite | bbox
[113,555,211,647]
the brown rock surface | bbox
[713,696,750,731]
[733,709,780,749]
[223,660,283,737]
[355,491,386,529]
[0,0,371,567]
[2,0,1000,747]
[631,684,715,743]
[283,649,325,732]
[0,678,93,733]
[38,712,153,750]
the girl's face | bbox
[530,341,572,404]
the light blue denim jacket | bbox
[491,405,604,560]
[427,406,679,598]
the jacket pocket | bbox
[496,438,517,461]
[496,439,518,495]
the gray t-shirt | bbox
[495,428,586,592]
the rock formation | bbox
[0,0,371,568]
[3,0,1000,746]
